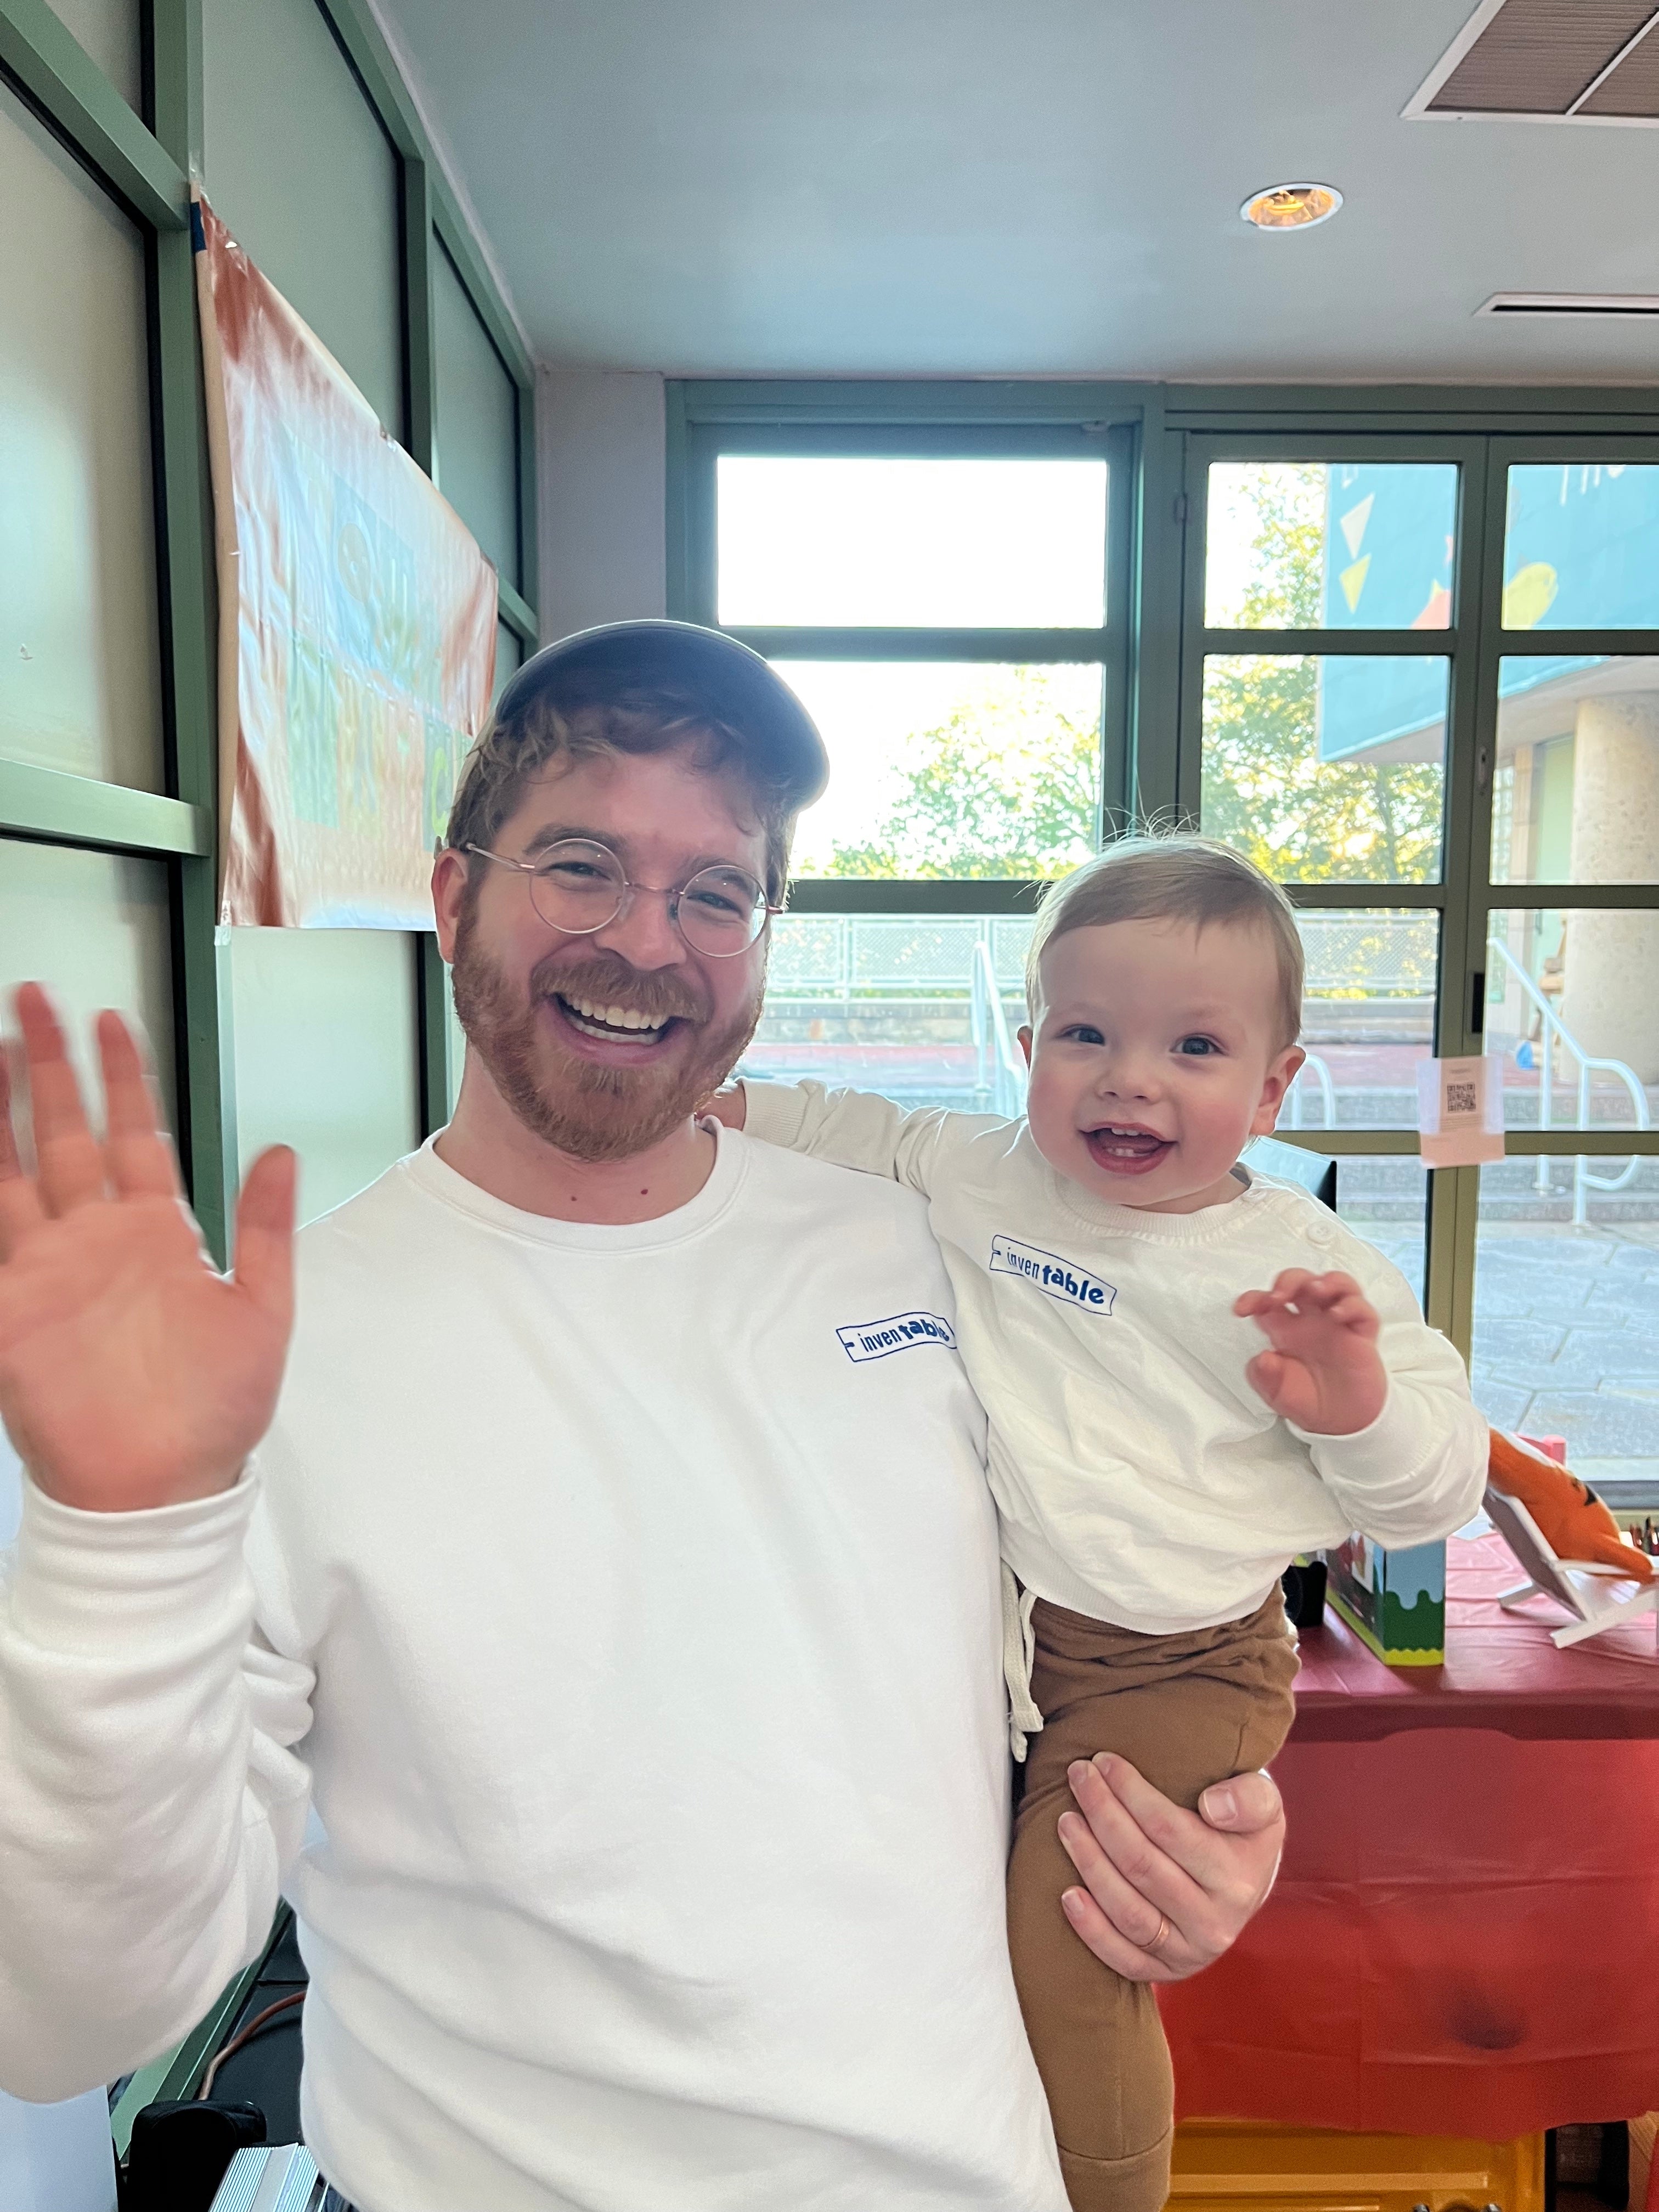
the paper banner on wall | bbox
[191,189,498,927]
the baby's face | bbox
[1020,917,1305,1215]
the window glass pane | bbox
[0,839,175,1131]
[749,911,1434,1137]
[744,912,1032,1111]
[1503,464,1659,630]
[0,82,163,791]
[1205,462,1455,630]
[44,0,140,108]
[1295,910,1437,1130]
[1492,654,1659,885]
[230,928,419,1224]
[1486,908,1659,1128]
[1201,655,1448,883]
[718,458,1107,628]
[1334,1159,1427,1308]
[778,662,1101,880]
[1472,1163,1659,1494]
[434,242,519,585]
[202,0,402,435]
[493,620,522,704]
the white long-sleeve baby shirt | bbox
[743,1083,1489,1638]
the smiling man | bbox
[0,624,1284,2212]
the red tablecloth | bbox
[1160,1533,1659,2136]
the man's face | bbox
[440,745,772,1163]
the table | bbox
[1160,1532,1659,2138]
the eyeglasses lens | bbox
[676,866,768,955]
[527,842,766,955]
[527,842,627,934]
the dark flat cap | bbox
[495,619,828,810]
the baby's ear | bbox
[1251,1043,1306,1133]
[1017,1025,1034,1069]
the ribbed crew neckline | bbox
[398,1119,747,1252]
[1046,1150,1278,1249]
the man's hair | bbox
[1025,833,1304,1047]
[445,675,798,901]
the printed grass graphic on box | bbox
[1322,1534,1445,1665]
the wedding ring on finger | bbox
[1147,1912,1171,1954]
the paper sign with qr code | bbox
[1417,1053,1505,1166]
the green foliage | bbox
[828,668,1099,879]
[821,466,1442,884]
[1201,466,1442,885]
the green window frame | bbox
[0,0,538,1271]
[670,380,1659,1362]
[669,382,1140,916]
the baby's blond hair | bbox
[1025,834,1304,1048]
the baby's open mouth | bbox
[1084,1124,1173,1173]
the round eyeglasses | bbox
[464,838,777,957]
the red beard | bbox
[450,910,764,1165]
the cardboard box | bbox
[1322,1535,1445,1665]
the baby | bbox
[711,836,1487,2212]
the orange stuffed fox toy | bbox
[1487,1428,1653,1579]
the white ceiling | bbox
[376,0,1659,381]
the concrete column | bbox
[1564,692,1659,1081]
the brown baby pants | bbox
[1007,1589,1299,2212]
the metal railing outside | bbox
[1487,933,1651,1225]
[969,939,1029,1118]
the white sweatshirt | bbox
[743,1085,1489,1638]
[0,1130,1066,2212]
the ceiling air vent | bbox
[1407,0,1659,122]
[1477,292,1659,317]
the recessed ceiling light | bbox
[1241,182,1343,230]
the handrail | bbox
[1487,932,1651,1224]
[1286,1052,1337,1130]
[969,940,1029,1119]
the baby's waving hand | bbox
[1233,1269,1387,1437]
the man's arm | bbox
[1055,1757,1285,1983]
[0,1480,314,2097]
[0,986,306,2097]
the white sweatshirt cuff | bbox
[12,1471,257,1658]
[1289,1381,1426,1488]
[740,1079,811,1147]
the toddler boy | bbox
[711,837,1487,2212]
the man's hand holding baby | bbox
[1233,1270,1386,1436]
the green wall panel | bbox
[229,926,421,1225]
[201,0,402,435]
[433,237,520,585]
[0,80,163,793]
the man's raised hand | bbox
[0,985,296,1514]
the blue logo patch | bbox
[989,1234,1116,1313]
[837,1310,959,1363]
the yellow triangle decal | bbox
[1339,495,1373,558]
[1340,554,1370,612]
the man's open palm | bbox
[0,985,296,1514]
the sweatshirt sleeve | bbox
[740,1079,966,1197]
[0,1472,313,2102]
[1291,1237,1490,1548]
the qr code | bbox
[1447,1080,1477,1115]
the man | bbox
[0,624,1284,2211]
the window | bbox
[684,419,1131,1107]
[673,393,1659,1437]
